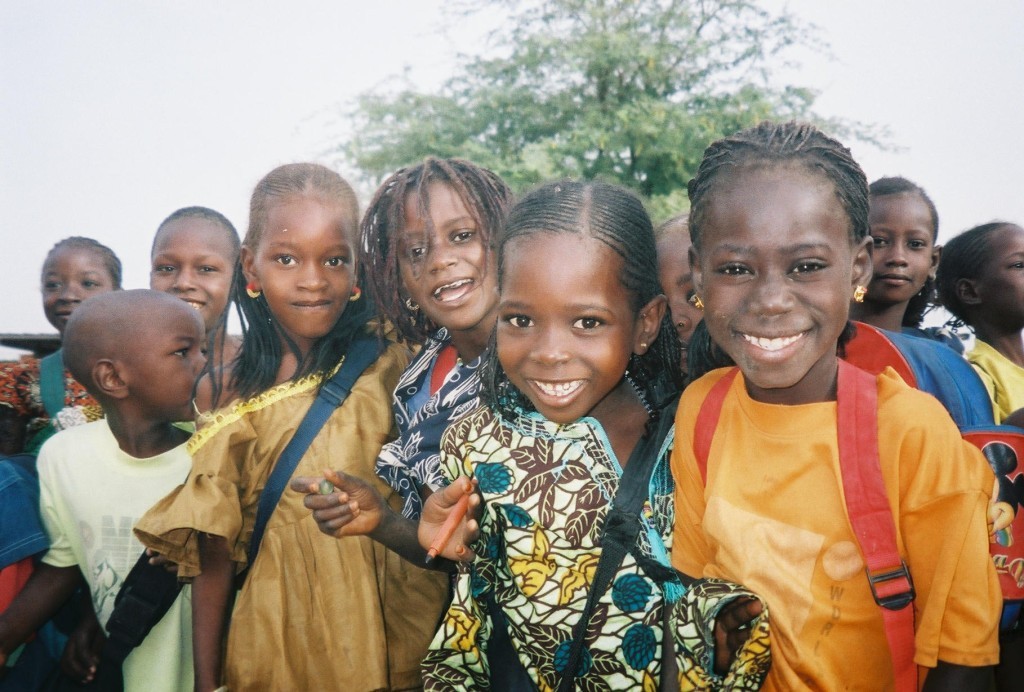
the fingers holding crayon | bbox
[419,477,481,563]
[290,469,386,538]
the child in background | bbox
[937,222,1024,423]
[418,181,770,690]
[0,289,204,691]
[936,220,1024,691]
[150,206,242,367]
[0,237,122,453]
[672,121,999,690]
[656,213,704,376]
[135,163,446,691]
[850,176,962,352]
[293,158,512,567]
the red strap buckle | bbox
[866,560,915,611]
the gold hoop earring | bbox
[349,287,362,302]
[688,294,704,311]
[245,282,261,299]
[853,285,867,303]
[405,298,419,312]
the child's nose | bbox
[173,268,198,291]
[750,273,794,315]
[532,327,570,365]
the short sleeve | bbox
[37,443,78,569]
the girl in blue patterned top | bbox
[415,181,771,690]
[293,159,512,566]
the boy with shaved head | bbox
[0,290,204,691]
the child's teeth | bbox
[433,279,471,298]
[742,333,803,352]
[536,380,583,396]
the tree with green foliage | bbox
[340,0,878,218]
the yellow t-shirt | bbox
[671,367,1000,691]
[968,339,1024,423]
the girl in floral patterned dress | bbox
[417,180,771,691]
[0,237,121,454]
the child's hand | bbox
[146,548,178,574]
[712,596,763,675]
[418,477,481,563]
[60,607,103,684]
[290,470,385,538]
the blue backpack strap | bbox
[246,336,383,571]
[883,330,995,427]
[39,349,65,419]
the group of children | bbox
[0,120,1021,691]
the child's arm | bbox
[0,563,82,667]
[60,599,103,684]
[292,471,479,567]
[712,596,764,674]
[921,661,992,691]
[192,533,235,692]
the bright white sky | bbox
[2,0,1022,358]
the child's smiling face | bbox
[150,217,237,332]
[692,165,872,405]
[497,233,661,426]
[398,182,498,360]
[865,191,938,308]
[242,196,357,357]
[42,247,118,335]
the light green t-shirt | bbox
[38,419,193,692]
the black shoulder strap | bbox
[558,397,678,691]
[246,336,383,570]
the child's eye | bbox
[718,264,750,276]
[153,265,176,273]
[792,260,827,274]
[43,281,61,291]
[198,265,219,273]
[572,317,602,330]
[907,239,928,250]
[325,256,350,267]
[506,315,533,328]
[275,255,295,266]
[82,280,100,289]
[406,245,427,262]
[452,229,476,243]
[871,236,889,248]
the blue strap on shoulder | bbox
[246,336,383,571]
[39,349,65,419]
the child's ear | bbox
[930,244,942,278]
[240,246,260,290]
[851,236,873,289]
[92,359,130,400]
[634,295,667,356]
[955,277,982,306]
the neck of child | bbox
[593,377,650,469]
[850,300,907,333]
[974,325,1024,368]
[450,330,489,364]
[104,409,190,459]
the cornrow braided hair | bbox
[868,176,940,328]
[152,206,240,258]
[481,179,685,420]
[685,122,869,375]
[229,163,372,403]
[936,221,1018,327]
[359,157,513,345]
[688,121,870,248]
[43,236,123,289]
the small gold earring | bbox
[639,342,648,351]
[689,294,704,311]
[853,285,867,303]
[405,298,419,312]
[245,284,261,299]
[349,287,362,302]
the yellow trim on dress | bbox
[188,358,344,454]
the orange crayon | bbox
[425,491,470,564]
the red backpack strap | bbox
[692,368,740,484]
[837,360,917,691]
